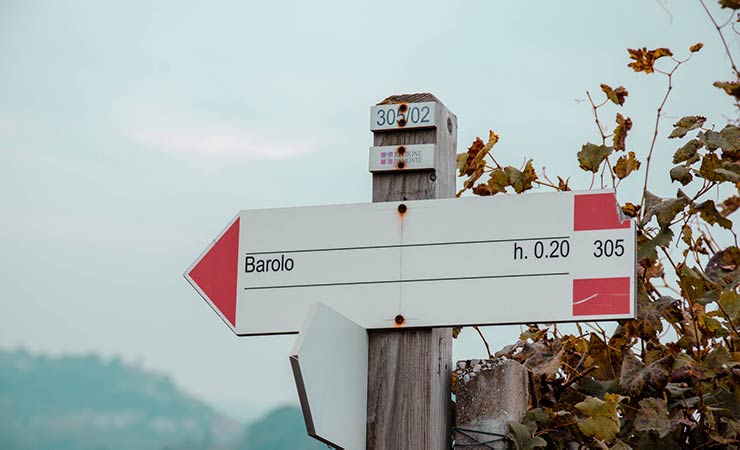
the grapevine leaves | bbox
[578,143,613,172]
[614,151,641,179]
[635,398,672,438]
[575,394,624,443]
[458,132,540,197]
[638,227,673,264]
[508,421,547,450]
[601,84,629,106]
[613,113,632,150]
[692,200,733,229]
[506,162,537,193]
[628,47,673,74]
[641,191,689,228]
[668,116,706,139]
[672,139,703,164]
[714,80,740,101]
[619,352,673,397]
[669,166,693,185]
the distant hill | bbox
[0,349,240,450]
[237,406,326,450]
[0,349,329,450]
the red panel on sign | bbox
[189,218,240,326]
[573,277,630,316]
[574,192,630,231]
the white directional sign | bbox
[370,101,437,131]
[369,144,435,172]
[291,303,368,450]
[184,190,636,336]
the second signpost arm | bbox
[366,93,457,450]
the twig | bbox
[562,366,598,390]
[586,91,609,144]
[473,326,494,359]
[699,0,740,77]
[640,62,683,220]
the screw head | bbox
[397,204,407,213]
[394,314,405,325]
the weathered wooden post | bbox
[366,93,457,450]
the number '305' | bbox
[593,239,625,257]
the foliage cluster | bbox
[455,2,740,448]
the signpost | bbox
[183,93,637,450]
[184,190,635,336]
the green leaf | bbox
[679,265,713,303]
[487,168,510,194]
[637,227,673,263]
[718,290,740,321]
[692,200,733,229]
[669,165,693,185]
[668,116,706,139]
[635,398,672,438]
[703,346,732,374]
[505,160,537,193]
[578,143,613,172]
[575,395,622,443]
[508,421,547,450]
[523,407,551,426]
[672,139,703,164]
[610,439,633,450]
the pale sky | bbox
[1,1,736,420]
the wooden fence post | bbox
[366,93,457,450]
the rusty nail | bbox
[397,161,406,169]
[398,103,408,112]
[394,314,405,325]
[397,146,406,155]
[397,203,407,213]
[430,173,437,181]
[398,118,407,127]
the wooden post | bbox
[366,93,457,450]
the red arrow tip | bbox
[188,218,240,326]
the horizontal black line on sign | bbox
[245,236,571,256]
[243,272,569,291]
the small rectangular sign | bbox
[370,102,437,131]
[369,144,435,172]
[185,190,636,336]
